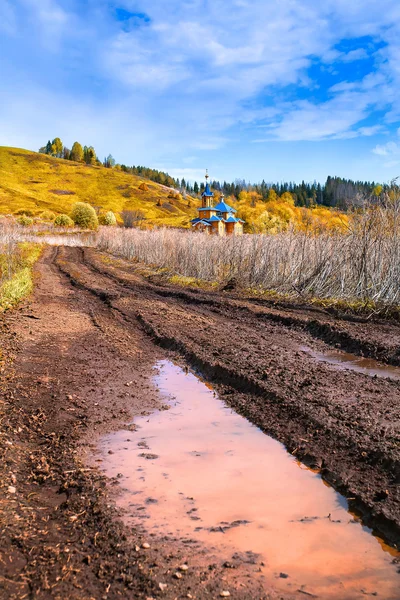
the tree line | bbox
[39,137,176,187]
[39,137,384,208]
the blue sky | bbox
[1,0,400,184]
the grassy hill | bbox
[0,147,199,227]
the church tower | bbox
[201,169,214,208]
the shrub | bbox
[15,209,34,217]
[138,182,149,191]
[99,211,117,226]
[54,214,74,227]
[17,215,33,227]
[70,202,98,229]
[168,191,181,200]
[40,210,56,221]
[121,209,146,228]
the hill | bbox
[0,147,198,227]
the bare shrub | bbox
[96,193,400,307]
[120,210,146,228]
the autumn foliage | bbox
[229,189,348,234]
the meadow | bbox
[0,147,198,228]
[2,145,400,311]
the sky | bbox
[2,0,400,184]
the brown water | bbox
[99,360,400,599]
[300,346,400,380]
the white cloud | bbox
[373,141,400,156]
[340,48,369,62]
[3,0,400,172]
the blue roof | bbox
[224,215,239,223]
[192,219,211,227]
[201,182,214,197]
[198,206,216,211]
[214,201,236,213]
[208,215,223,222]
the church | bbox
[191,172,244,235]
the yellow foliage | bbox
[235,187,347,234]
[0,146,199,228]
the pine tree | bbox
[103,154,115,168]
[83,145,96,165]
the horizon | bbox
[2,1,400,184]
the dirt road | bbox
[1,245,400,599]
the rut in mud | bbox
[58,246,400,544]
[1,244,400,600]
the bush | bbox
[99,211,117,226]
[70,202,98,229]
[121,209,146,228]
[15,209,34,217]
[54,214,74,227]
[138,182,149,191]
[40,210,56,221]
[17,215,33,227]
[168,191,183,202]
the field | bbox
[0,146,198,227]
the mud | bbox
[1,244,400,599]
[100,360,400,600]
[299,346,400,380]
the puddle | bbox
[300,345,400,380]
[99,360,400,599]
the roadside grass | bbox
[0,242,42,311]
[0,146,198,227]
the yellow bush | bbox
[17,215,33,227]
[70,202,98,229]
[40,210,56,221]
[54,214,74,227]
[99,210,117,226]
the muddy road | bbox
[1,245,400,599]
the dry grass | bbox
[0,147,198,227]
[96,199,400,308]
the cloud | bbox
[340,48,369,62]
[3,0,400,174]
[373,141,400,156]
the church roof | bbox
[224,215,241,223]
[191,218,211,227]
[208,215,223,222]
[201,182,214,197]
[214,200,236,213]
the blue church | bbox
[191,171,244,235]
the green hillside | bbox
[0,147,198,227]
